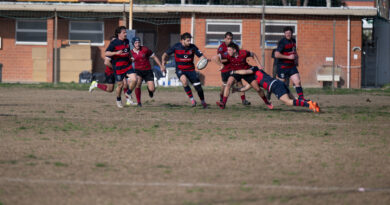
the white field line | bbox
[2,112,371,127]
[1,177,389,193]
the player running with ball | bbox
[161,32,210,108]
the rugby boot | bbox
[116,100,124,108]
[216,101,225,109]
[89,81,97,92]
[242,99,251,106]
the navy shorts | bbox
[115,69,135,82]
[105,73,115,84]
[176,69,201,85]
[221,71,232,84]
[233,73,255,84]
[277,66,299,79]
[270,80,290,99]
[135,69,154,82]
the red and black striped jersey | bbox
[106,39,133,74]
[131,46,154,71]
[276,37,297,69]
[251,67,274,91]
[165,43,203,71]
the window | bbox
[16,20,47,45]
[206,20,242,46]
[263,20,297,48]
[69,21,104,46]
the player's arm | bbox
[250,52,264,70]
[274,42,295,60]
[213,54,225,71]
[274,51,295,60]
[151,54,165,73]
[104,57,112,69]
[231,69,254,75]
[232,82,252,93]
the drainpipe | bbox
[54,9,58,84]
[347,15,351,88]
[191,13,195,44]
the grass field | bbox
[0,84,390,205]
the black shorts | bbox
[114,69,135,82]
[105,73,115,84]
[277,66,299,79]
[135,69,154,82]
[176,69,201,85]
[270,80,290,99]
[233,73,255,84]
[221,71,232,84]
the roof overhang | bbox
[0,2,377,17]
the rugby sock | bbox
[135,88,141,103]
[220,94,223,102]
[126,88,132,95]
[261,96,270,105]
[116,96,121,101]
[184,86,193,99]
[123,88,128,95]
[222,96,228,105]
[293,99,309,107]
[97,83,107,91]
[295,86,304,100]
[241,94,246,102]
[194,85,205,101]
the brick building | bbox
[0,1,376,88]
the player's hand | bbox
[116,50,123,55]
[218,65,224,71]
[161,66,166,74]
[287,54,295,60]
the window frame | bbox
[205,19,242,48]
[262,20,297,48]
[15,19,47,45]
[69,21,104,46]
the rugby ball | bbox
[196,58,208,70]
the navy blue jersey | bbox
[106,39,133,74]
[276,37,296,69]
[251,67,275,91]
[165,43,203,71]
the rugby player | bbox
[131,37,164,107]
[212,32,251,105]
[161,32,209,108]
[232,67,320,112]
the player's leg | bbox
[217,76,235,109]
[89,79,113,93]
[144,70,156,98]
[178,70,195,107]
[123,77,136,106]
[277,67,295,100]
[219,84,225,102]
[236,81,251,105]
[135,75,143,106]
[188,71,207,108]
[248,80,273,109]
[276,81,319,112]
[290,69,305,100]
[115,74,125,108]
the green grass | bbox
[95,163,107,168]
[54,162,68,167]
